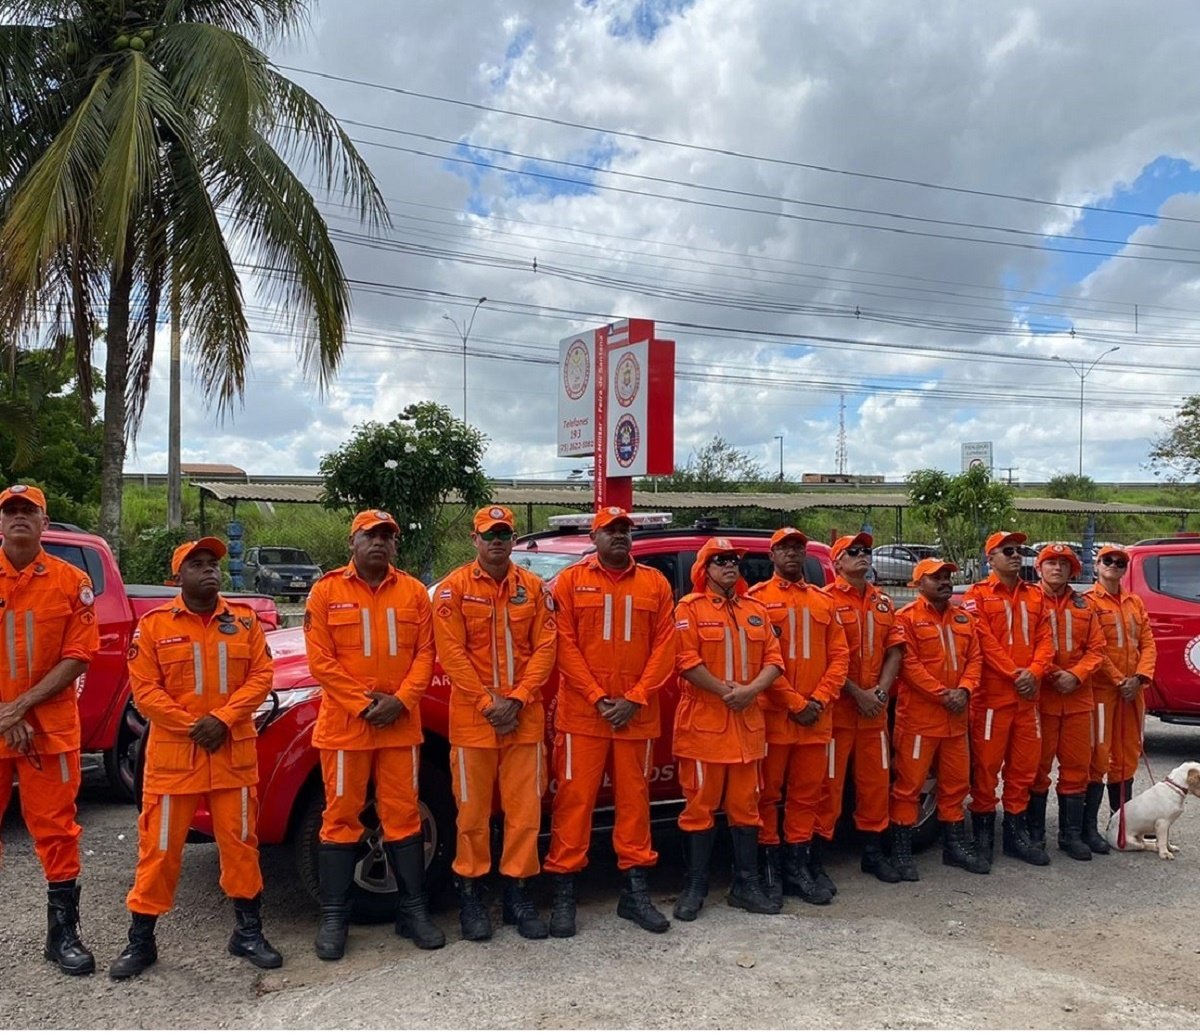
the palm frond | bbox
[162,0,310,44]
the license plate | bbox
[290,580,306,588]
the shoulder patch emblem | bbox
[439,588,452,599]
[126,644,138,660]
[80,611,95,625]
[543,593,555,611]
[218,623,238,635]
[303,611,313,633]
[876,601,891,613]
[512,585,528,605]
[747,614,764,627]
[238,617,254,630]
[954,613,970,624]
[79,586,95,607]
[675,620,690,629]
[437,604,452,618]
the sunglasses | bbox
[1100,556,1128,568]
[995,546,1021,558]
[843,545,871,557]
[478,529,514,542]
[709,554,741,567]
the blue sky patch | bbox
[594,0,696,44]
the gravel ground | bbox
[3,721,1200,1029]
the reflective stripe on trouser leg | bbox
[890,730,938,826]
[970,704,1013,814]
[1089,691,1118,783]
[127,792,202,915]
[210,786,264,901]
[18,750,82,883]
[452,746,500,878]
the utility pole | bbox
[1051,346,1120,476]
[835,393,848,475]
[443,296,487,424]
[774,434,784,482]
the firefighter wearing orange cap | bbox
[1032,542,1108,861]
[433,505,556,942]
[888,558,989,881]
[544,507,675,938]
[818,531,904,884]
[671,537,785,922]
[960,530,1054,868]
[303,510,443,962]
[0,484,99,975]
[111,539,280,980]
[746,527,848,906]
[1086,546,1156,830]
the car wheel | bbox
[103,701,147,804]
[295,756,457,924]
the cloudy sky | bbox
[127,0,1200,483]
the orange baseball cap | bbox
[0,484,47,513]
[831,531,873,561]
[1097,544,1130,564]
[474,505,515,533]
[985,530,1027,554]
[592,506,633,532]
[909,557,957,585]
[1036,542,1081,575]
[351,509,400,536]
[171,537,228,575]
[690,537,747,594]
[769,526,808,548]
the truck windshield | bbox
[510,551,582,581]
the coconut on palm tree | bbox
[0,1,387,553]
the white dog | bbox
[1105,762,1200,859]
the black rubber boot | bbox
[229,895,283,969]
[727,826,783,914]
[808,837,838,897]
[455,876,493,941]
[759,844,784,906]
[782,842,833,905]
[548,873,577,938]
[1001,811,1050,866]
[1057,793,1092,861]
[890,824,919,881]
[942,820,990,874]
[313,843,357,960]
[617,867,670,933]
[502,878,548,939]
[971,811,996,866]
[1083,784,1111,855]
[108,913,157,980]
[1108,778,1135,814]
[384,836,446,950]
[861,832,902,883]
[1026,792,1049,849]
[45,882,95,976]
[673,828,716,922]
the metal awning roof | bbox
[194,482,1194,516]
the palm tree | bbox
[0,1,387,552]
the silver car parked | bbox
[871,543,941,585]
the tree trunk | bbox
[98,244,136,557]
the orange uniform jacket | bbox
[305,564,435,750]
[672,590,785,764]
[891,597,982,737]
[961,575,1054,708]
[746,575,848,745]
[1039,589,1106,716]
[432,562,556,747]
[129,596,274,795]
[824,577,897,731]
[0,548,99,759]
[1086,583,1156,691]
[551,557,675,739]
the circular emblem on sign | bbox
[489,507,505,519]
[563,340,590,401]
[613,414,640,469]
[1186,635,1200,677]
[614,351,641,407]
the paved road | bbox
[3,721,1199,1028]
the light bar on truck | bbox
[546,512,674,531]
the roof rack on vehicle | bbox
[546,511,673,532]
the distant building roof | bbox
[182,464,246,477]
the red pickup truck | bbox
[187,516,942,921]
[1121,534,1200,724]
[8,524,279,799]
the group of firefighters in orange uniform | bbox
[0,480,1158,977]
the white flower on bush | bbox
[383,459,398,470]
[409,522,421,531]
[403,443,416,454]
[428,448,440,456]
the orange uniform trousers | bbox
[0,751,81,882]
[320,745,422,844]
[758,742,827,845]
[127,788,262,915]
[816,723,891,837]
[544,732,656,873]
[891,730,970,825]
[678,757,761,832]
[1033,710,1090,796]
[451,742,545,879]
[1088,687,1145,785]
[968,703,1041,816]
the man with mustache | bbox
[304,510,443,961]
[544,507,675,937]
[111,539,279,978]
[0,484,100,976]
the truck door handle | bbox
[100,633,122,647]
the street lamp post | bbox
[1050,346,1119,476]
[774,435,784,482]
[443,296,487,423]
